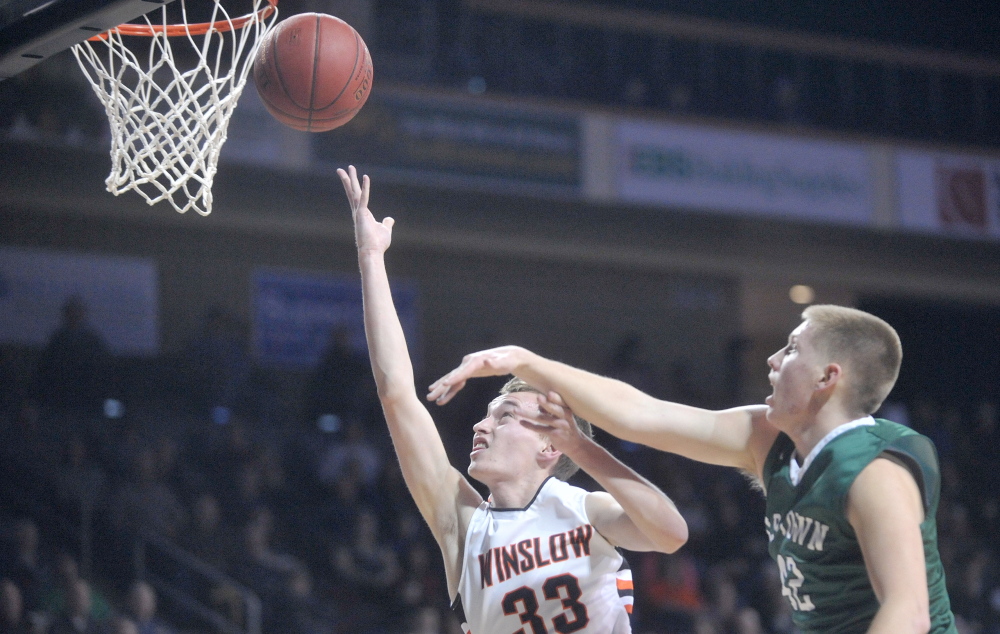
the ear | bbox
[537,441,561,470]
[816,363,842,391]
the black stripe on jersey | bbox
[617,553,634,598]
[451,593,468,626]
[489,476,555,512]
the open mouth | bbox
[471,437,488,455]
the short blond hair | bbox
[802,305,902,414]
[499,377,593,481]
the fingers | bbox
[338,166,368,210]
[337,168,351,198]
[428,370,461,401]
[544,391,567,407]
[427,378,466,405]
[520,419,554,433]
[538,395,570,422]
[384,217,395,230]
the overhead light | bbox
[789,285,815,304]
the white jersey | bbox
[453,477,633,634]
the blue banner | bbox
[252,268,418,368]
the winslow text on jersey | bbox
[479,524,595,588]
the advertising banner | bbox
[253,268,418,368]
[312,90,581,191]
[0,246,159,354]
[615,120,874,224]
[897,150,1000,239]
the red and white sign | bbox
[898,151,1000,239]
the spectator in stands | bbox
[0,579,31,634]
[316,421,382,489]
[0,519,48,615]
[604,332,658,397]
[40,555,109,625]
[177,493,237,572]
[302,325,374,434]
[270,567,338,634]
[108,616,137,634]
[0,346,17,420]
[54,436,105,513]
[395,542,445,622]
[330,507,400,630]
[233,506,308,633]
[46,579,105,634]
[403,607,448,634]
[180,306,251,418]
[316,460,370,544]
[700,568,743,633]
[124,581,172,634]
[228,448,288,526]
[948,545,1000,632]
[32,296,108,420]
[634,549,704,630]
[746,559,795,634]
[108,449,187,539]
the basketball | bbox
[252,13,373,133]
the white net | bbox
[71,0,279,215]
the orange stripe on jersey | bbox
[616,578,634,590]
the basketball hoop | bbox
[71,0,279,215]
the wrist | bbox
[559,431,597,464]
[513,347,539,374]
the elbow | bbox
[376,383,415,409]
[657,517,689,554]
[667,525,689,554]
[880,599,930,633]
[373,372,414,403]
[904,596,931,633]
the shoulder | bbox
[847,454,926,528]
[872,420,941,515]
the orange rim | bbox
[89,0,277,39]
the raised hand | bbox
[427,345,529,405]
[337,165,393,254]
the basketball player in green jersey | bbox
[429,305,957,633]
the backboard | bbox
[0,0,175,80]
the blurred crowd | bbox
[0,299,997,634]
[3,0,999,154]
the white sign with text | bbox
[616,120,874,225]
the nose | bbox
[473,417,491,433]
[767,349,781,371]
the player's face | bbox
[765,320,828,429]
[468,392,550,484]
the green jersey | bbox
[761,417,956,634]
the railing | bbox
[134,533,262,634]
[370,0,1000,149]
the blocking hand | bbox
[338,165,393,254]
[427,345,529,405]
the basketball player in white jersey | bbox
[338,166,688,634]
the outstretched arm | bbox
[429,346,778,479]
[339,166,481,597]
[526,392,688,553]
